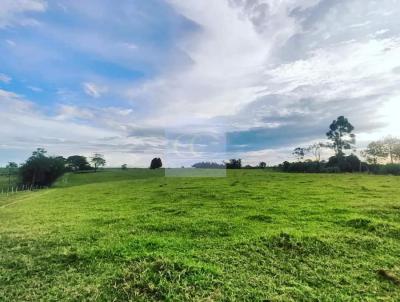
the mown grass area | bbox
[1,169,400,301]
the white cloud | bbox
[0,73,12,84]
[83,82,108,98]
[0,89,166,167]
[27,86,42,92]
[0,0,47,28]
[1,0,400,166]
[129,0,400,142]
[5,40,16,47]
[125,0,308,124]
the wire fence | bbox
[0,170,48,196]
[0,184,48,196]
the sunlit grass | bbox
[1,169,400,301]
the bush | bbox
[321,166,341,173]
[278,155,367,174]
[278,160,324,173]
[225,159,242,169]
[150,158,162,169]
[327,155,361,172]
[192,162,225,169]
[373,164,400,175]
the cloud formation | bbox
[0,0,46,28]
[0,0,399,166]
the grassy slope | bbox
[1,169,400,301]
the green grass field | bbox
[1,169,400,301]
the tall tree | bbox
[363,141,388,164]
[326,116,355,157]
[383,136,400,164]
[364,137,400,164]
[293,147,306,161]
[306,143,325,162]
[91,153,106,172]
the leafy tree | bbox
[225,159,242,169]
[259,162,267,169]
[363,137,400,164]
[383,136,400,164]
[6,162,18,169]
[91,153,106,172]
[66,155,91,171]
[293,147,306,161]
[363,141,388,164]
[394,142,400,163]
[19,148,66,187]
[121,164,128,170]
[150,158,162,169]
[326,116,355,157]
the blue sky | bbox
[1,0,400,167]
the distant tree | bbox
[91,153,106,172]
[6,162,18,187]
[259,162,267,169]
[225,159,242,169]
[306,143,325,162]
[394,141,400,163]
[6,162,18,169]
[66,155,91,171]
[121,164,128,170]
[363,137,400,164]
[382,136,400,164]
[150,158,162,169]
[19,148,66,187]
[326,116,355,157]
[293,147,306,161]
[192,162,225,169]
[363,141,388,164]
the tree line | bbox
[282,116,400,174]
[5,149,107,188]
[3,115,399,189]
[189,116,400,175]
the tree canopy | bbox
[91,153,106,172]
[326,116,355,157]
[225,159,242,169]
[364,137,400,164]
[66,155,91,171]
[150,158,162,169]
[19,148,66,187]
